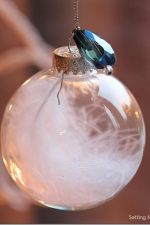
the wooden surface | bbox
[0,0,150,224]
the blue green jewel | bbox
[73,29,116,69]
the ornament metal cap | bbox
[52,46,95,75]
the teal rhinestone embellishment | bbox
[73,29,116,69]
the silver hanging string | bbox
[68,0,80,52]
[73,0,80,30]
[57,0,81,105]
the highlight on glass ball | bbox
[1,46,145,210]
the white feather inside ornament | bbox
[1,46,145,210]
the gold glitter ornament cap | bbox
[52,46,95,75]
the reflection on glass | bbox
[1,69,145,210]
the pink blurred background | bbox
[0,0,149,223]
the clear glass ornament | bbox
[1,47,145,210]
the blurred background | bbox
[0,0,150,223]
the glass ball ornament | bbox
[1,46,145,210]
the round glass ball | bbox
[1,68,145,210]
